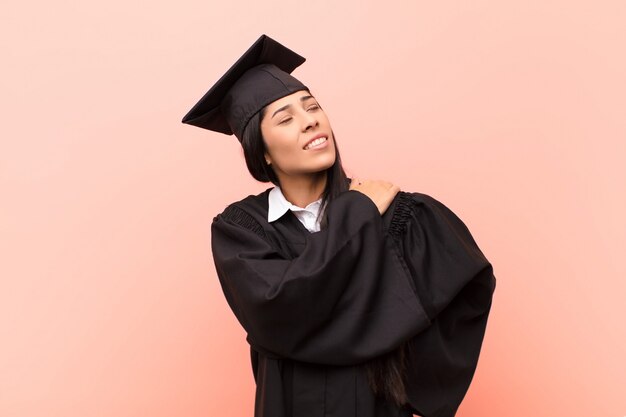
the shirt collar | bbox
[268,186,322,223]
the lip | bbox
[303,133,329,150]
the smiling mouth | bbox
[303,136,328,150]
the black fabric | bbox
[181,34,307,140]
[210,187,496,417]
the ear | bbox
[264,152,272,165]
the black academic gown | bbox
[210,186,496,417]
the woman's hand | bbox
[349,178,401,215]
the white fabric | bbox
[267,186,322,233]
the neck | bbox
[278,171,327,208]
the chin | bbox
[301,160,335,175]
[291,154,336,175]
[317,156,336,171]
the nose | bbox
[301,110,319,132]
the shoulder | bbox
[396,190,444,207]
[212,188,273,234]
[394,189,462,215]
[389,190,445,220]
[388,190,464,239]
[214,188,271,218]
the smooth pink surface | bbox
[1,1,625,416]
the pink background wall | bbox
[1,1,624,416]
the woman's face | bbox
[260,90,336,180]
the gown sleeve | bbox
[210,190,431,366]
[390,192,497,417]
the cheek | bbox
[264,130,301,162]
[319,112,332,127]
[262,128,283,153]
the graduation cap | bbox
[181,34,308,141]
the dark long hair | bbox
[240,101,410,407]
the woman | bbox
[182,34,496,417]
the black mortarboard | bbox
[181,34,308,141]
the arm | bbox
[392,192,496,417]
[211,190,431,365]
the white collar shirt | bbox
[267,186,322,233]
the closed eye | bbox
[278,117,292,125]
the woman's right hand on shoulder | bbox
[349,178,401,215]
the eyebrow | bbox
[271,95,316,119]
